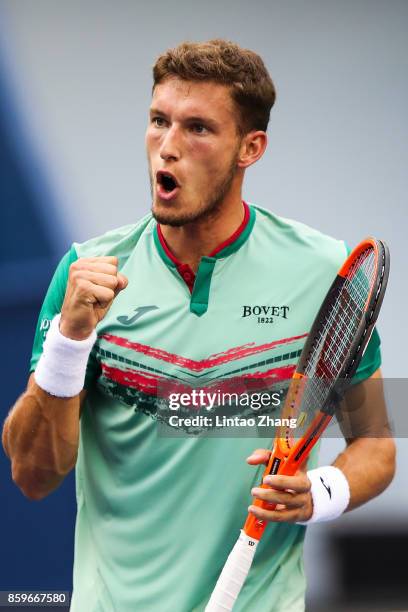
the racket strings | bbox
[299,248,376,421]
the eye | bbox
[190,123,208,134]
[152,116,166,128]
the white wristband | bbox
[297,466,350,525]
[34,314,97,397]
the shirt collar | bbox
[154,201,255,271]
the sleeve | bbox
[29,246,100,389]
[351,326,381,383]
[343,241,382,383]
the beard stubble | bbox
[149,152,239,228]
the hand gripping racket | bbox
[205,237,390,611]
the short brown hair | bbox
[153,39,276,134]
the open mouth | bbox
[157,171,179,193]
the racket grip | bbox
[205,530,259,612]
[244,493,277,540]
[243,456,300,540]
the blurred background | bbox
[0,1,407,610]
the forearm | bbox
[333,437,396,511]
[2,376,80,500]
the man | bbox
[2,40,395,611]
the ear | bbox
[237,131,268,169]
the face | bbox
[145,77,243,227]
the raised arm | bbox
[2,255,128,500]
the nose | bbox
[160,125,181,162]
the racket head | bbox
[275,237,390,455]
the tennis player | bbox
[2,40,395,611]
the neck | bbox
[159,193,245,273]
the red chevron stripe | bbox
[101,363,295,397]
[100,333,307,372]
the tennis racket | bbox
[205,237,390,611]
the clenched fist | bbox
[60,256,128,340]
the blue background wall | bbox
[0,63,75,594]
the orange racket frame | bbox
[244,237,388,540]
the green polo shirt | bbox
[30,203,381,612]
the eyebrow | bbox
[149,108,219,130]
[149,107,166,117]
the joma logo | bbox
[117,306,158,325]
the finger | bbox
[82,256,119,265]
[248,503,303,524]
[251,487,308,509]
[72,261,119,276]
[73,271,120,290]
[117,273,128,290]
[84,284,116,308]
[263,474,311,493]
[246,449,272,465]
